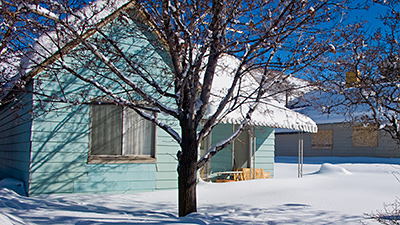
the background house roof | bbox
[287,87,380,125]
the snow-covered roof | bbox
[0,1,317,133]
[289,87,375,125]
[0,0,135,101]
[208,54,318,133]
[251,69,314,104]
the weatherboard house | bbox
[0,0,317,196]
[275,88,400,158]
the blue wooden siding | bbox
[23,9,176,195]
[29,102,89,195]
[74,163,156,193]
[0,6,276,196]
[210,124,234,173]
[210,124,275,177]
[29,101,159,195]
[155,115,180,190]
[254,127,275,177]
[0,89,33,195]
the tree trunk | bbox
[178,126,198,217]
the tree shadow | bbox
[275,156,400,165]
[0,190,375,225]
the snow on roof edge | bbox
[0,0,137,102]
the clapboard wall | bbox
[275,123,400,158]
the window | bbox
[312,130,333,150]
[352,125,378,147]
[88,105,156,163]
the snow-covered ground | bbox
[1,156,400,224]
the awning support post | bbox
[298,131,304,178]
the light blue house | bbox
[0,0,317,196]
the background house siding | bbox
[275,123,400,158]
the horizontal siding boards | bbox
[210,148,232,172]
[34,78,97,98]
[0,93,33,123]
[29,98,167,194]
[29,163,88,195]
[32,120,89,133]
[0,149,31,162]
[157,180,177,189]
[3,16,173,195]
[30,151,88,164]
[0,113,32,139]
[377,133,400,157]
[74,180,156,194]
[30,131,88,143]
[209,125,276,177]
[210,124,233,173]
[0,89,33,194]
[254,151,275,158]
[155,117,180,190]
[156,170,178,189]
[30,163,158,195]
[156,154,179,164]
[31,141,88,154]
[275,132,300,156]
[254,127,275,177]
[156,171,178,179]
[275,123,400,158]
[0,131,32,146]
[30,162,87,174]
[156,145,180,154]
[30,181,75,194]
[29,103,90,195]
[156,162,177,172]
[30,171,87,183]
[74,163,156,194]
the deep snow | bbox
[1,156,400,224]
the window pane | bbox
[312,130,333,150]
[352,126,378,147]
[90,105,123,155]
[123,108,155,156]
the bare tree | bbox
[309,1,400,145]
[369,197,400,225]
[0,0,352,217]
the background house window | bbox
[89,105,156,163]
[352,125,378,147]
[311,130,333,150]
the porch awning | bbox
[208,99,318,133]
[208,54,318,133]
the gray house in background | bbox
[275,90,400,158]
[276,123,400,158]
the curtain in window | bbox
[90,105,123,155]
[123,108,155,156]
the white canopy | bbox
[207,54,318,133]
